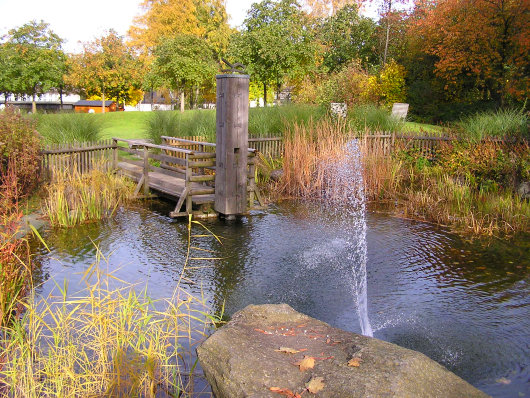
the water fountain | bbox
[319,139,373,337]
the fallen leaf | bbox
[347,357,362,367]
[306,376,325,394]
[270,387,302,398]
[275,347,306,354]
[495,377,511,385]
[295,356,315,371]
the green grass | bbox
[35,107,445,143]
[457,107,529,141]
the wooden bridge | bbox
[111,136,263,218]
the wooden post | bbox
[143,145,149,196]
[185,153,192,214]
[112,138,118,170]
[214,73,250,216]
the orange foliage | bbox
[411,0,529,102]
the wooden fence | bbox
[41,139,115,179]
[249,136,285,158]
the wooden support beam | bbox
[143,146,149,196]
[170,187,190,217]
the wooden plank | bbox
[148,152,187,167]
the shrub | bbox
[457,108,529,141]
[0,109,41,198]
[37,113,105,144]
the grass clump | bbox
[44,164,135,227]
[347,103,404,133]
[457,108,529,141]
[36,113,105,144]
[248,104,325,137]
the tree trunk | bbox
[102,88,106,114]
[263,83,267,107]
[383,21,390,65]
[32,93,37,114]
[151,89,154,110]
[195,86,200,109]
[59,86,64,110]
[383,0,392,65]
[180,91,185,113]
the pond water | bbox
[32,201,529,397]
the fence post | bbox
[185,153,192,214]
[143,145,149,196]
[112,138,118,170]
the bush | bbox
[457,108,529,141]
[37,113,105,144]
[0,109,41,198]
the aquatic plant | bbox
[44,163,135,227]
[0,217,222,397]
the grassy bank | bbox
[277,120,529,236]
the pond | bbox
[31,201,529,398]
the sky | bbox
[0,0,255,53]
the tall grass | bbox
[0,217,222,397]
[278,120,529,235]
[36,113,105,144]
[145,105,326,144]
[0,162,32,330]
[347,104,405,133]
[281,120,350,198]
[44,164,135,227]
[457,107,529,141]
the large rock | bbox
[197,304,488,398]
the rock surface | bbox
[197,304,488,398]
[517,181,530,199]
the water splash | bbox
[320,139,373,337]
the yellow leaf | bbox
[295,356,315,372]
[306,376,325,394]
[347,357,362,367]
[275,347,304,354]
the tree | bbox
[129,0,231,58]
[67,30,141,113]
[2,20,66,113]
[319,4,378,72]
[412,0,529,104]
[304,0,361,17]
[0,43,18,105]
[228,0,317,104]
[150,34,218,112]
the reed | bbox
[277,120,529,235]
[281,119,350,198]
[44,163,135,227]
[0,216,222,397]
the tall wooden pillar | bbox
[214,74,250,216]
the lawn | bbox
[36,109,445,142]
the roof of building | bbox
[74,100,114,107]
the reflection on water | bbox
[32,201,530,398]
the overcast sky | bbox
[0,0,255,53]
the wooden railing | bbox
[249,136,284,158]
[41,139,115,179]
[113,137,263,216]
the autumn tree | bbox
[2,21,66,113]
[319,4,378,72]
[67,30,141,113]
[228,0,317,104]
[412,0,529,104]
[150,34,218,112]
[129,0,231,57]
